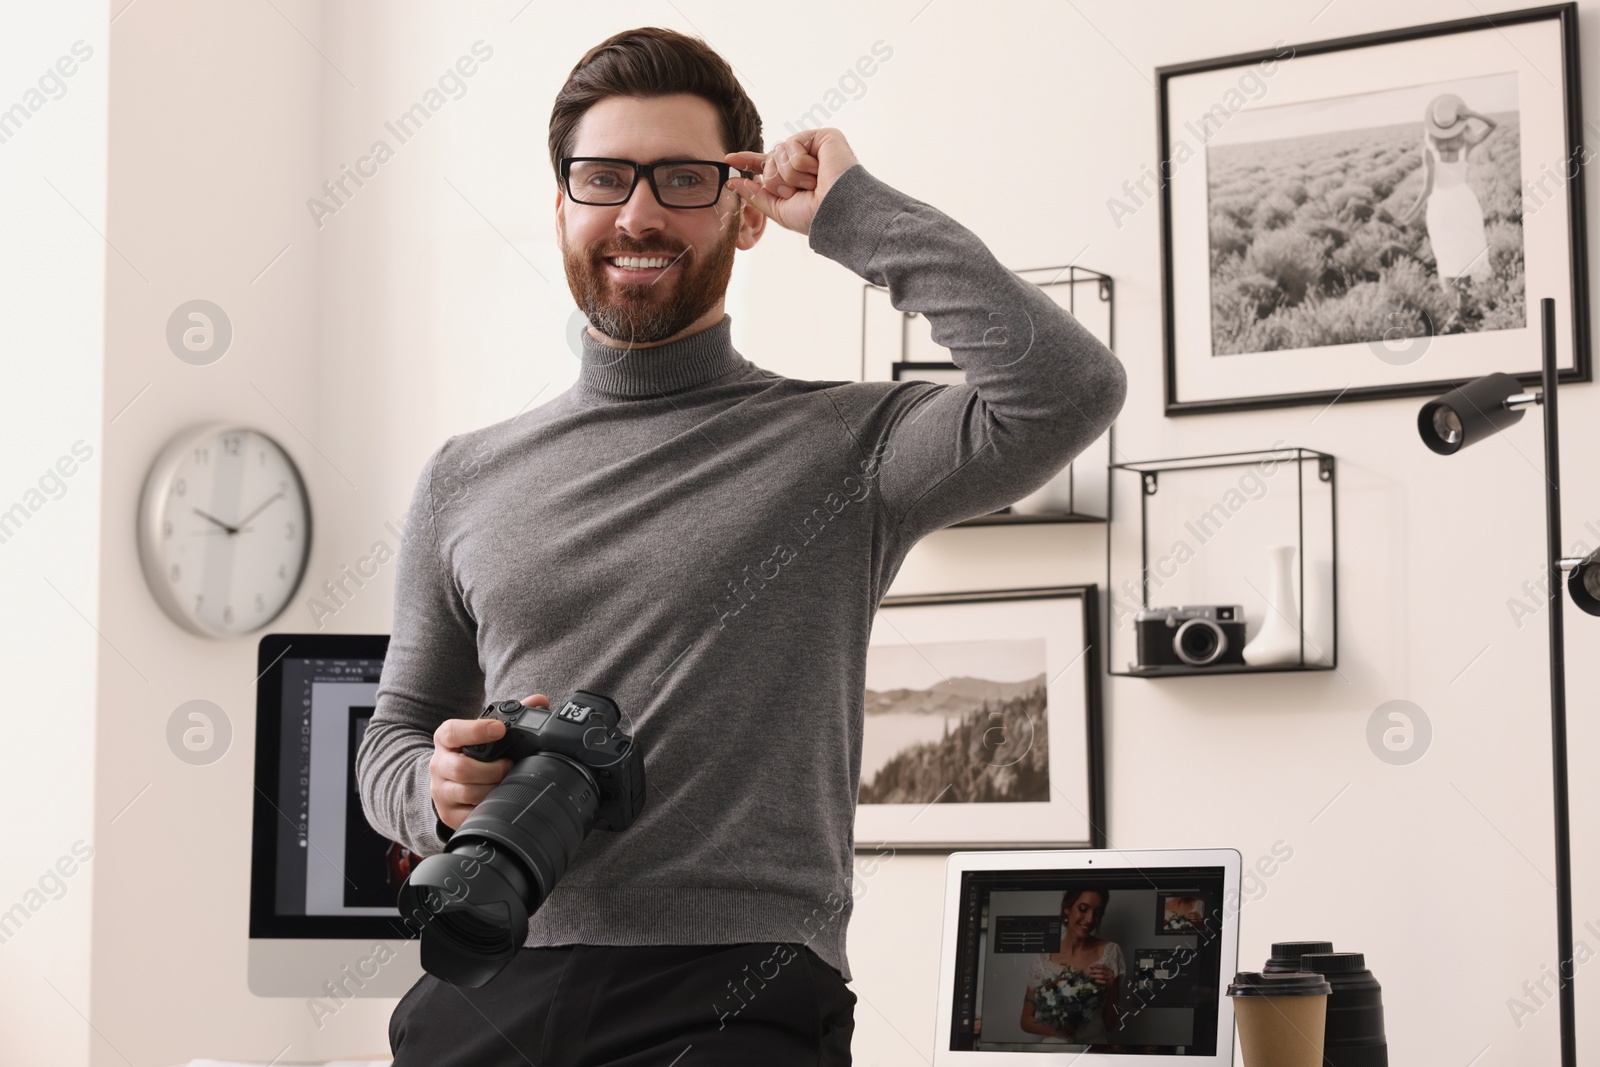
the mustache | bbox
[601,245,685,258]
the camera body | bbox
[1134,605,1247,669]
[465,693,644,832]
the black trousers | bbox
[390,941,856,1066]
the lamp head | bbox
[1417,372,1528,454]
[1570,550,1600,617]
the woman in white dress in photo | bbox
[1397,92,1498,329]
[1018,888,1125,1044]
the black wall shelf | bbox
[1105,447,1339,678]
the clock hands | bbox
[190,491,284,536]
[192,507,239,535]
[234,490,284,528]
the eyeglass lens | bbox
[568,160,723,207]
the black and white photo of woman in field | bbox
[1205,72,1524,356]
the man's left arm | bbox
[728,131,1128,543]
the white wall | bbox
[2,1,1595,1063]
[0,3,105,1065]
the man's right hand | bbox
[430,695,549,829]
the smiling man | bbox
[358,25,1126,1066]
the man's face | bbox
[556,93,764,348]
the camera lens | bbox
[1174,618,1226,666]
[431,901,519,955]
[398,753,601,987]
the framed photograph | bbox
[854,585,1104,851]
[1157,3,1589,414]
[890,361,965,387]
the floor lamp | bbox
[1417,297,1600,1067]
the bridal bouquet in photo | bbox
[1032,966,1102,1032]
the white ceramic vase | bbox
[1242,544,1302,666]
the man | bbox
[358,25,1125,1066]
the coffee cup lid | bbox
[1228,971,1332,997]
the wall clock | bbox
[137,423,312,638]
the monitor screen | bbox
[250,633,421,939]
[946,865,1228,1055]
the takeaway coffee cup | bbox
[1227,971,1332,1067]
[1299,952,1388,1066]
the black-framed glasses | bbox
[559,156,753,209]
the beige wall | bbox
[0,1,1595,1063]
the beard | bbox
[561,206,739,347]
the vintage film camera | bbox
[1133,606,1247,670]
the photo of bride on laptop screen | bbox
[947,866,1228,1055]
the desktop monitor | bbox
[248,632,423,996]
[934,848,1243,1064]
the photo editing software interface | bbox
[271,655,419,921]
[947,866,1228,1055]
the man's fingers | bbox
[724,150,768,170]
[521,694,550,708]
[437,779,499,808]
[773,140,818,189]
[432,750,512,785]
[434,715,506,751]
[728,175,781,219]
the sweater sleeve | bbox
[354,439,485,857]
[807,163,1127,543]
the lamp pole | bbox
[1536,296,1576,1066]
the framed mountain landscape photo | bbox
[854,586,1104,851]
[1156,4,1589,414]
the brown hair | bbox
[1061,888,1109,925]
[548,27,764,185]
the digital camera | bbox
[1134,606,1247,669]
[397,691,645,987]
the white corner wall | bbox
[0,3,105,1065]
[1,2,1594,1064]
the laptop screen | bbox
[946,865,1229,1055]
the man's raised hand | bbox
[725,127,860,237]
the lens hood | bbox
[397,840,533,988]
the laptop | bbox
[933,848,1243,1063]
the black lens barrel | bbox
[397,752,602,987]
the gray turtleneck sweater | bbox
[356,162,1126,983]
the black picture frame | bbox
[1157,3,1589,414]
[854,585,1105,852]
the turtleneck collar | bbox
[575,313,746,400]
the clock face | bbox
[139,425,311,638]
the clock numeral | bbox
[193,447,209,465]
[284,521,295,540]
[223,434,241,456]
[162,519,172,539]
[174,477,187,497]
[194,594,203,611]
[223,605,234,625]
[254,594,265,613]
[278,478,287,490]
[169,563,181,583]
[277,563,287,581]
